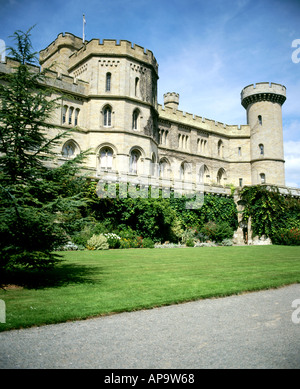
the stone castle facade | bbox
[2,32,296,199]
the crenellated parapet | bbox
[163,92,179,110]
[39,32,84,66]
[43,69,89,96]
[68,38,159,75]
[158,104,250,136]
[40,33,158,75]
[0,57,89,96]
[241,82,286,109]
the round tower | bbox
[164,92,179,110]
[241,82,286,186]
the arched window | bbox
[151,153,157,176]
[100,147,113,170]
[62,105,68,124]
[199,164,209,184]
[129,149,141,174]
[159,158,171,179]
[258,115,262,125]
[259,144,264,155]
[180,162,191,181]
[135,77,139,97]
[217,168,226,185]
[75,108,80,126]
[218,140,224,158]
[178,134,182,149]
[68,107,74,125]
[104,106,112,127]
[62,140,78,158]
[106,73,111,92]
[132,109,139,130]
[260,173,266,184]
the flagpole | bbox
[83,14,85,43]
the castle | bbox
[2,32,299,201]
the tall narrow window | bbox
[100,147,113,170]
[258,115,262,125]
[106,73,111,92]
[238,147,242,156]
[62,106,68,124]
[151,153,156,176]
[104,106,112,127]
[218,140,224,158]
[75,108,80,126]
[130,150,140,174]
[239,178,243,187]
[132,109,139,130]
[259,144,264,155]
[135,77,139,97]
[68,107,74,125]
[199,165,209,184]
[217,168,226,185]
[159,158,171,179]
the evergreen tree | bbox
[0,27,88,271]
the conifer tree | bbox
[0,27,87,271]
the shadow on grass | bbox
[0,262,99,290]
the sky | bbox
[1,0,300,187]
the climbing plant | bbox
[239,185,300,239]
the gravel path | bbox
[1,284,300,369]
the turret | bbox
[39,32,84,74]
[164,92,179,110]
[241,82,286,186]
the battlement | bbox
[39,32,84,65]
[68,38,159,75]
[0,56,40,74]
[163,92,179,110]
[158,104,250,136]
[241,82,286,109]
[43,68,89,95]
[0,57,89,96]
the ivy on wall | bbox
[82,182,238,242]
[240,185,300,239]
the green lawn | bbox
[0,245,300,331]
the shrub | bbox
[55,241,81,251]
[272,228,300,246]
[142,237,155,248]
[201,221,233,243]
[194,242,217,247]
[185,238,195,247]
[87,234,109,250]
[103,233,121,249]
[221,239,233,246]
[71,225,95,247]
[154,243,184,248]
[181,228,196,244]
[118,226,137,240]
[119,238,131,249]
[119,236,143,249]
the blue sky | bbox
[1,0,300,187]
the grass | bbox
[0,245,300,331]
